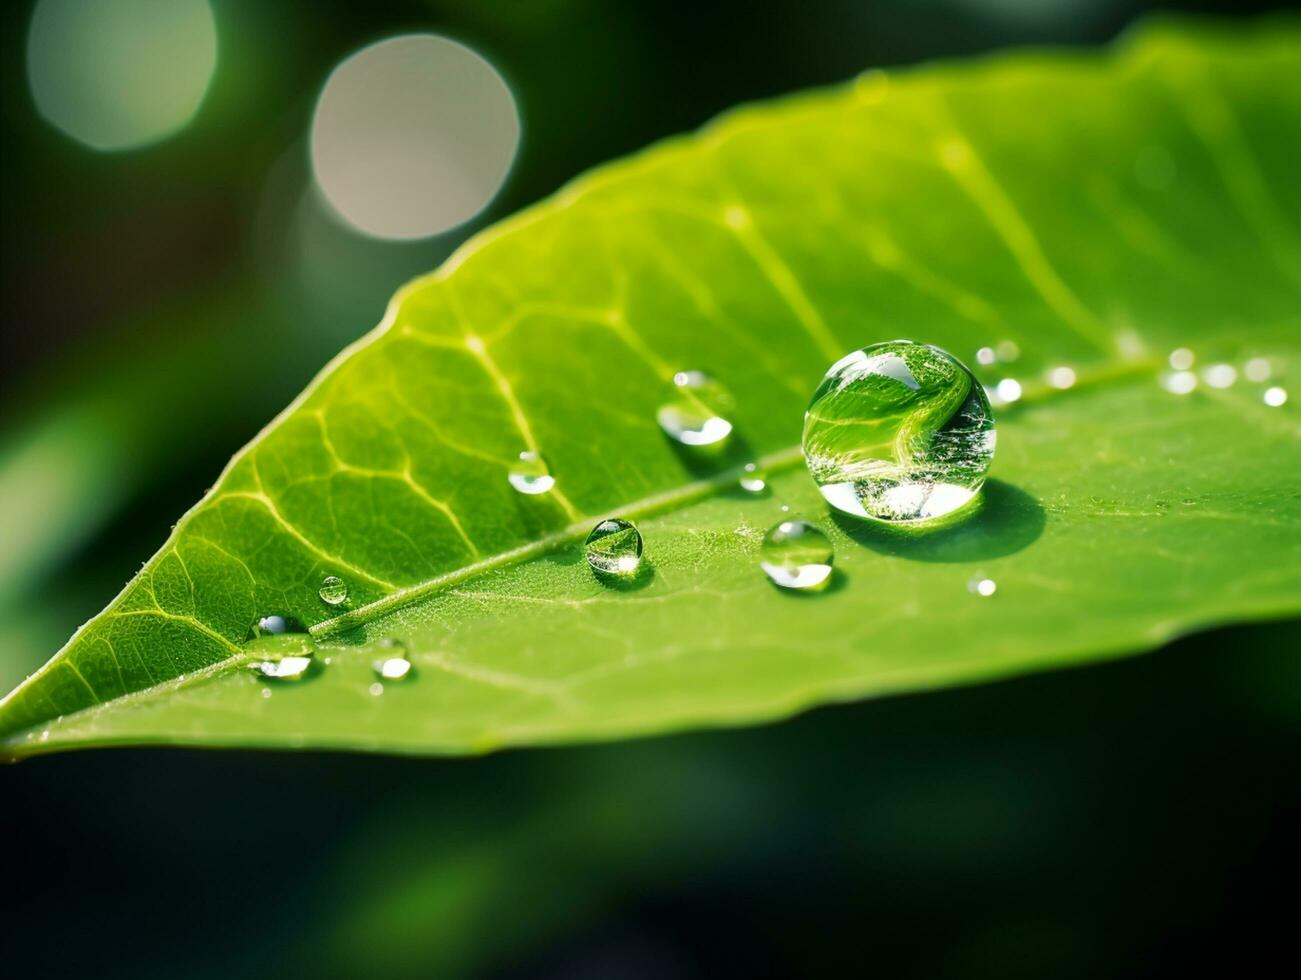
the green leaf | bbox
[3,17,1299,757]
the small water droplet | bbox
[738,462,767,494]
[507,451,555,495]
[1161,371,1197,395]
[261,688,272,699]
[372,638,413,682]
[1168,348,1195,371]
[369,682,385,697]
[779,504,791,513]
[1202,363,1237,389]
[39,730,50,742]
[1243,357,1272,383]
[1263,386,1288,407]
[1047,366,1076,389]
[975,346,997,366]
[584,518,643,577]
[318,575,349,606]
[656,370,734,447]
[761,520,834,591]
[968,577,997,597]
[803,341,994,523]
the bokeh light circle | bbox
[27,0,218,151]
[310,34,520,240]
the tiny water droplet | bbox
[656,370,734,447]
[1047,366,1077,389]
[738,462,767,494]
[803,341,995,523]
[1263,386,1288,407]
[251,614,305,637]
[507,451,555,495]
[40,730,50,742]
[1161,371,1197,395]
[779,504,790,513]
[318,575,349,606]
[261,688,272,699]
[1202,363,1237,389]
[968,577,997,597]
[372,638,413,682]
[584,518,643,577]
[369,682,384,697]
[975,346,997,367]
[1243,357,1272,383]
[761,520,834,591]
[1168,348,1195,371]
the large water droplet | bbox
[507,451,555,495]
[761,520,834,591]
[739,462,767,494]
[802,341,995,523]
[656,370,734,447]
[372,638,413,683]
[584,518,643,576]
[318,575,349,606]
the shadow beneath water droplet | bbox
[831,479,1045,563]
[668,430,758,481]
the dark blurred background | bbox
[2,2,1297,977]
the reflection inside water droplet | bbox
[761,520,834,591]
[584,518,643,577]
[507,451,555,494]
[656,370,734,447]
[251,614,306,637]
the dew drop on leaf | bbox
[968,577,997,597]
[318,575,349,606]
[584,518,643,577]
[738,462,767,494]
[507,451,555,495]
[372,638,413,682]
[656,370,734,448]
[803,340,995,523]
[760,520,834,591]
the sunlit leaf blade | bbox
[3,17,1299,757]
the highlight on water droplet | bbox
[1202,363,1237,389]
[1243,357,1272,383]
[968,577,997,597]
[1168,348,1195,371]
[507,451,555,495]
[1047,366,1077,390]
[760,520,834,591]
[371,638,413,683]
[1263,386,1288,407]
[584,518,643,577]
[656,370,734,447]
[318,574,349,606]
[248,655,314,681]
[803,341,995,523]
[739,462,767,494]
[1161,371,1197,395]
[251,614,306,637]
